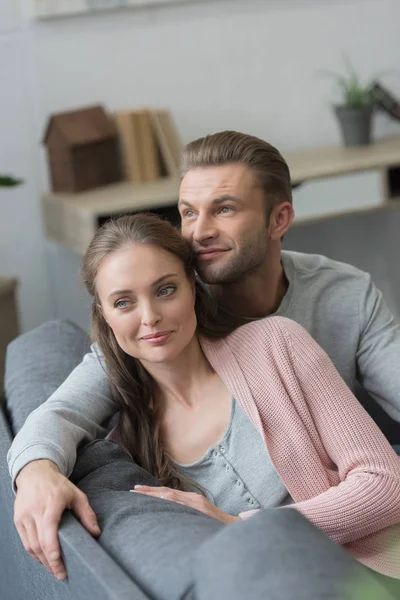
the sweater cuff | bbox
[9,445,66,493]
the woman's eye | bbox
[158,285,176,297]
[115,299,129,309]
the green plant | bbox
[319,58,374,108]
[0,174,23,187]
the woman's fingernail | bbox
[56,571,67,581]
[134,485,145,488]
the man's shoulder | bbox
[282,250,369,284]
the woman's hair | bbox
[181,130,292,221]
[81,213,241,490]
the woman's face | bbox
[96,243,197,365]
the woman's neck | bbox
[140,335,214,409]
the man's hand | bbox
[131,485,240,525]
[14,459,101,580]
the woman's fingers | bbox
[131,490,170,500]
[131,486,195,507]
[132,485,163,491]
[131,486,239,525]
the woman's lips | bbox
[141,331,172,344]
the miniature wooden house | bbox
[43,105,121,193]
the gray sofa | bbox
[1,202,399,599]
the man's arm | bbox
[7,344,118,488]
[356,274,400,423]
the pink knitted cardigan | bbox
[200,317,400,578]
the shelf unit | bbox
[43,177,181,255]
[42,135,400,255]
[0,278,19,400]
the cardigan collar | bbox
[199,335,266,446]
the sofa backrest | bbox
[284,203,400,320]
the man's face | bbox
[179,164,270,284]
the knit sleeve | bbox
[277,317,400,546]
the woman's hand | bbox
[131,485,240,525]
[14,459,101,580]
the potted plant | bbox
[0,175,23,187]
[320,59,375,147]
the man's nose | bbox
[193,214,218,243]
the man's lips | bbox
[196,248,229,261]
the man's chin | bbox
[196,263,236,285]
[196,263,220,284]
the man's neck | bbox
[212,252,288,319]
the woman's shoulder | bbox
[200,317,312,366]
[227,315,306,342]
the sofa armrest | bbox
[0,406,149,600]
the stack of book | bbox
[115,108,182,184]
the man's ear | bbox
[269,202,295,241]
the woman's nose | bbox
[141,302,161,327]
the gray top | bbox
[177,399,290,514]
[8,251,400,487]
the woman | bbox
[74,212,400,580]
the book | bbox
[150,110,182,178]
[114,111,143,183]
[134,109,161,182]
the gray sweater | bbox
[8,251,400,486]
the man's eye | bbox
[115,299,129,309]
[158,285,176,297]
[219,206,233,215]
[183,210,195,218]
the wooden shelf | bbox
[43,177,180,255]
[285,135,400,184]
[43,136,400,255]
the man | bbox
[7,131,400,596]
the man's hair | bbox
[181,130,293,215]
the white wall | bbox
[0,2,53,332]
[1,0,400,331]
